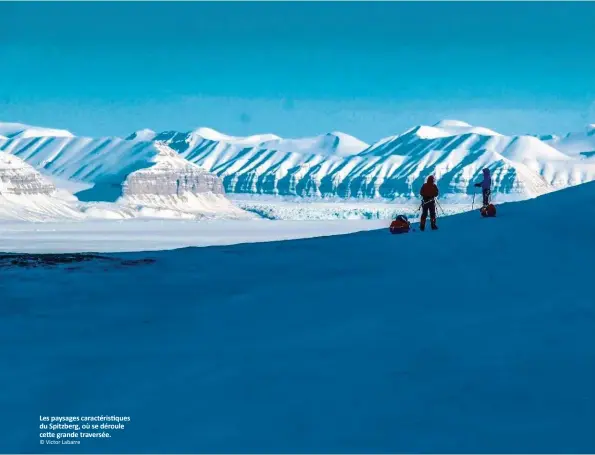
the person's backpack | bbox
[480,204,497,217]
[389,215,411,234]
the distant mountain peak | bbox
[432,119,473,128]
[151,141,198,168]
[323,131,369,147]
[191,126,282,144]
[0,122,73,139]
[126,128,157,141]
[404,121,502,140]
[191,127,228,141]
[326,130,353,138]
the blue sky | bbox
[1,1,594,142]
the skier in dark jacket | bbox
[419,175,439,231]
[474,168,492,207]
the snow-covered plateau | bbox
[0,218,387,254]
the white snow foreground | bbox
[3,120,595,203]
[0,219,386,254]
[1,180,593,453]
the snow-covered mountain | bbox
[353,122,582,198]
[118,142,250,219]
[0,122,73,139]
[152,127,368,157]
[415,119,503,138]
[0,153,57,196]
[161,120,593,200]
[2,120,595,203]
[0,130,251,220]
[0,153,83,221]
[539,124,595,158]
[126,128,158,142]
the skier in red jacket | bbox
[419,175,439,231]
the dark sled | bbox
[480,204,497,217]
[390,215,411,234]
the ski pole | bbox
[472,188,476,210]
[435,199,446,216]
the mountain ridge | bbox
[2,120,595,202]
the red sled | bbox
[390,215,411,234]
[480,204,497,217]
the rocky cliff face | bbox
[0,152,86,221]
[0,153,56,196]
[122,167,224,197]
[121,142,225,198]
[118,143,250,219]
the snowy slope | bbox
[1,181,594,453]
[0,153,83,221]
[3,120,595,202]
[540,124,595,158]
[189,126,282,145]
[257,131,370,157]
[414,119,502,138]
[0,121,73,139]
[151,126,283,156]
[126,128,157,141]
[354,125,588,198]
[0,135,158,183]
[0,219,386,253]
